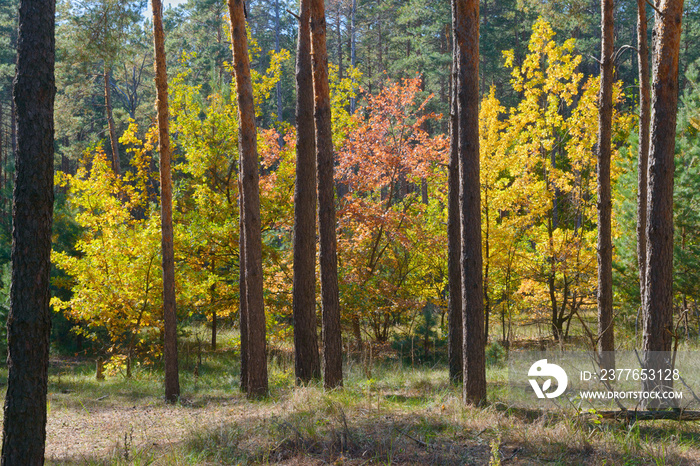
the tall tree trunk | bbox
[152,0,180,404]
[1,0,55,462]
[238,187,248,392]
[637,0,651,316]
[228,0,268,398]
[336,2,343,80]
[447,32,463,384]
[454,0,485,405]
[597,0,615,369]
[274,0,283,125]
[104,64,121,175]
[349,0,357,114]
[642,0,685,404]
[311,0,343,389]
[292,0,321,384]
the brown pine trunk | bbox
[642,0,685,404]
[311,0,343,389]
[152,0,180,403]
[1,0,55,462]
[228,0,268,398]
[292,0,321,384]
[597,0,615,369]
[238,192,249,392]
[447,31,463,384]
[454,0,486,405]
[637,0,650,315]
[104,64,121,175]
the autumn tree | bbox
[642,0,685,402]
[151,0,179,403]
[1,0,55,462]
[453,0,485,405]
[336,78,447,344]
[311,0,343,389]
[596,0,614,367]
[227,0,268,397]
[292,0,321,383]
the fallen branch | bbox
[586,410,700,421]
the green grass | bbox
[1,323,700,464]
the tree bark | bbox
[274,0,283,124]
[292,0,321,384]
[238,188,248,392]
[637,0,651,315]
[152,0,180,404]
[447,25,463,384]
[597,0,615,370]
[1,0,55,462]
[349,0,357,114]
[228,0,268,398]
[311,0,343,389]
[642,0,685,404]
[454,0,485,405]
[104,63,121,175]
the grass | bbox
[1,324,700,464]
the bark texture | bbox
[228,0,268,397]
[454,0,486,405]
[310,0,343,389]
[596,0,615,368]
[447,8,463,383]
[152,0,180,403]
[636,0,651,315]
[292,0,322,384]
[642,0,685,402]
[1,0,56,462]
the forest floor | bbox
[2,326,700,465]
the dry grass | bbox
[2,325,700,464]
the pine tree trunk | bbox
[636,0,650,315]
[454,0,486,405]
[311,0,343,389]
[274,0,283,125]
[238,190,249,392]
[104,64,121,175]
[349,0,357,114]
[152,0,180,404]
[1,0,55,462]
[642,0,685,405]
[597,0,615,370]
[292,0,321,384]
[228,0,268,398]
[447,30,463,384]
[211,310,217,351]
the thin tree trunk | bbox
[228,0,268,398]
[447,33,463,384]
[642,0,685,405]
[454,0,485,405]
[637,0,650,314]
[311,0,343,389]
[336,2,343,80]
[292,0,321,384]
[597,0,615,370]
[349,0,357,114]
[274,0,283,125]
[104,64,121,175]
[1,0,55,461]
[212,310,217,351]
[152,0,180,403]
